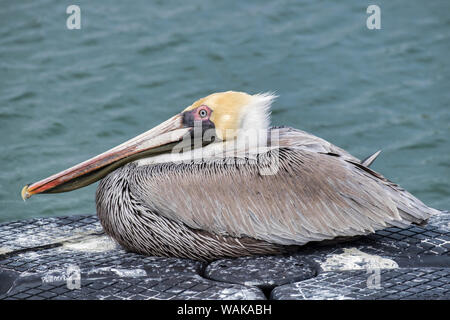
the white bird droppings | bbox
[318,248,398,272]
[0,247,11,255]
[62,235,117,252]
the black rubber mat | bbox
[270,268,450,300]
[0,211,448,300]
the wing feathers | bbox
[128,127,436,246]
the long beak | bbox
[22,114,190,200]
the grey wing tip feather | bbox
[361,150,382,167]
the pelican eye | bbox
[199,109,208,118]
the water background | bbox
[1,0,449,222]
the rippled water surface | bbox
[0,0,449,222]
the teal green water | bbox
[1,1,449,222]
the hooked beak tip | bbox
[21,185,31,201]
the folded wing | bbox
[129,127,437,245]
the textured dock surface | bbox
[0,212,449,300]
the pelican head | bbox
[183,91,274,141]
[21,91,276,199]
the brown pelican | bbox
[21,91,439,261]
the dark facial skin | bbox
[182,105,216,135]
